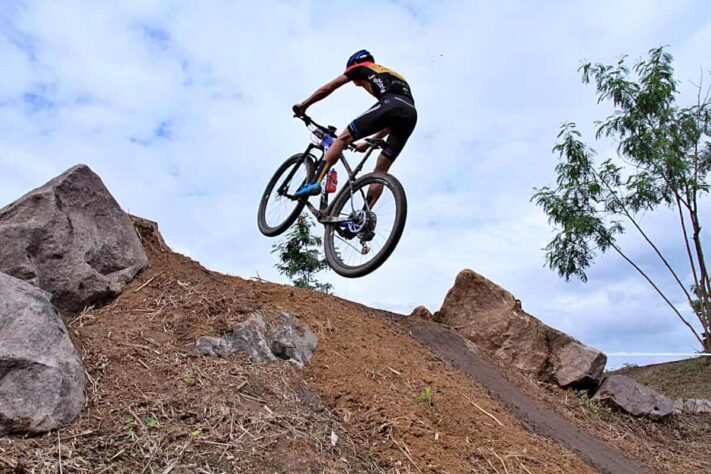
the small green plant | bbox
[191,429,201,437]
[621,362,639,370]
[144,415,158,428]
[272,214,333,293]
[413,387,434,410]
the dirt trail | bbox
[400,317,649,474]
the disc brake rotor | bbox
[347,210,367,233]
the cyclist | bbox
[292,49,417,211]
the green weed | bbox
[413,387,434,410]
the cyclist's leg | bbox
[365,153,394,208]
[310,99,387,187]
[315,129,355,183]
[365,106,417,208]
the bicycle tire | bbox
[257,153,315,237]
[324,172,407,278]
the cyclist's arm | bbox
[297,75,350,110]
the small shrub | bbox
[413,387,434,410]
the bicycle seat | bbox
[365,138,387,148]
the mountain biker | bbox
[292,49,417,211]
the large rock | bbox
[0,272,86,435]
[437,270,606,388]
[190,312,318,368]
[673,398,711,414]
[0,165,148,314]
[592,375,674,419]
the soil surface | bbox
[0,220,706,473]
[611,357,711,400]
[400,317,646,474]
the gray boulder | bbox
[592,375,674,419]
[673,398,711,414]
[437,270,607,388]
[0,164,148,314]
[191,312,318,368]
[0,272,86,435]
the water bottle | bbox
[326,169,338,193]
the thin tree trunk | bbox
[689,209,711,351]
[595,170,696,308]
[608,240,706,349]
[675,194,710,350]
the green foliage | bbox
[272,214,333,293]
[144,415,158,428]
[533,47,711,351]
[413,386,434,410]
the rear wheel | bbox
[257,153,315,237]
[324,172,407,277]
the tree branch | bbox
[593,168,696,307]
[608,240,705,348]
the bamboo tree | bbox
[533,47,711,351]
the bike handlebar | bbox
[294,113,336,137]
[294,113,364,151]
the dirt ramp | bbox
[400,316,649,474]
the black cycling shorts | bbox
[347,94,417,160]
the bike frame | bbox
[282,115,382,225]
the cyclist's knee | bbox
[336,130,354,146]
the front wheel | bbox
[324,172,407,278]
[257,153,315,237]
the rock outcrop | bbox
[0,272,86,435]
[437,270,606,388]
[673,398,711,414]
[592,375,674,419]
[190,312,318,368]
[0,165,148,314]
[410,305,435,321]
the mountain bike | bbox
[257,114,407,278]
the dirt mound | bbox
[1,219,704,473]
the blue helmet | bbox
[346,49,374,68]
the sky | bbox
[2,0,710,369]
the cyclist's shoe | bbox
[294,182,321,197]
[360,211,377,242]
[336,220,357,240]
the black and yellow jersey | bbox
[344,62,413,102]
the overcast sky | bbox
[2,0,710,368]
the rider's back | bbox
[344,62,414,102]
